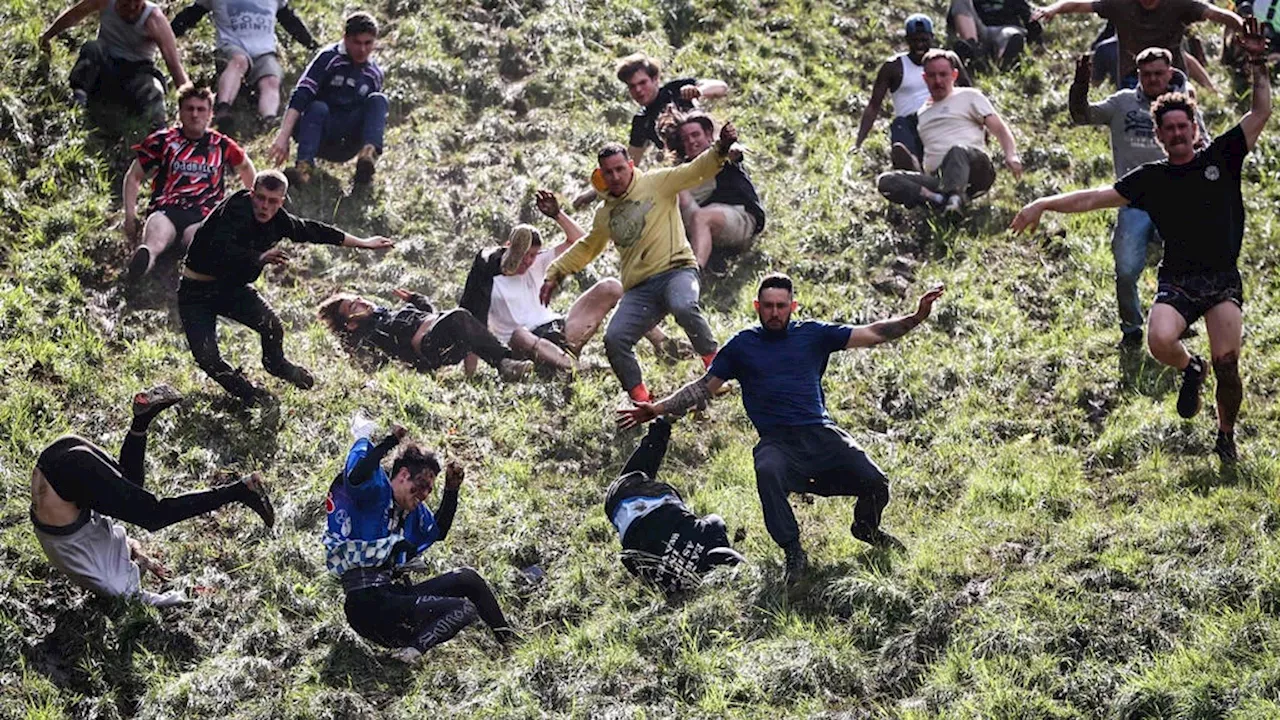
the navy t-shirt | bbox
[708,321,853,434]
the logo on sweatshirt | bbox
[608,199,654,248]
[1204,165,1220,181]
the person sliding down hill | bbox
[1010,18,1273,465]
[324,423,516,663]
[317,288,534,382]
[179,170,394,404]
[539,123,745,404]
[619,274,945,583]
[31,385,274,606]
[605,417,745,595]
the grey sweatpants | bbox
[69,40,166,127]
[605,267,717,391]
[876,146,996,208]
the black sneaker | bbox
[783,542,809,583]
[1116,329,1143,352]
[1000,33,1026,71]
[240,473,275,528]
[852,522,907,551]
[125,246,151,284]
[1214,430,1238,465]
[132,384,183,419]
[890,142,922,172]
[269,362,315,390]
[1176,355,1206,419]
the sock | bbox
[629,384,651,403]
[701,352,717,369]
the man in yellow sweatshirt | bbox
[539,122,742,402]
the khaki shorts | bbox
[705,203,757,251]
[217,47,282,84]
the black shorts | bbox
[531,318,569,350]
[1154,270,1244,325]
[153,205,206,235]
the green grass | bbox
[4,0,1280,717]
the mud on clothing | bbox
[604,420,741,594]
[1113,125,1248,279]
[629,78,697,151]
[1155,270,1244,325]
[133,127,245,215]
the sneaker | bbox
[1000,33,1026,71]
[1176,355,1206,419]
[498,358,534,382]
[239,472,275,528]
[943,194,965,214]
[390,647,423,665]
[284,160,313,186]
[502,225,535,275]
[213,102,235,135]
[269,362,315,390]
[890,142,922,172]
[493,626,525,647]
[71,89,89,108]
[851,522,907,551]
[1214,430,1238,465]
[1116,329,1143,352]
[354,144,378,184]
[125,246,151,284]
[783,542,809,583]
[132,384,183,418]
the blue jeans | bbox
[293,93,389,163]
[889,115,922,161]
[1112,206,1159,334]
[604,267,717,391]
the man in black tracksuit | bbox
[178,170,393,402]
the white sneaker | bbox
[390,647,423,665]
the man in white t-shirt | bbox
[458,190,670,372]
[876,48,1023,212]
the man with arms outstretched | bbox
[1011,18,1272,464]
[123,84,255,284]
[31,385,274,606]
[619,274,944,581]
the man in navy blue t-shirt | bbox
[619,273,945,581]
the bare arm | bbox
[845,284,944,349]
[695,78,728,100]
[1240,18,1273,150]
[627,144,647,164]
[856,61,895,148]
[40,0,105,48]
[1184,52,1217,95]
[984,112,1022,176]
[147,12,188,87]
[235,158,256,190]
[534,189,585,254]
[122,160,147,240]
[1009,186,1128,233]
[1202,4,1244,32]
[1032,0,1096,22]
[616,374,727,428]
[269,108,302,165]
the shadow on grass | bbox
[1118,349,1178,399]
[316,636,416,695]
[168,392,283,469]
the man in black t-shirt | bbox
[604,418,744,595]
[616,52,728,164]
[1009,18,1272,464]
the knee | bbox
[366,93,389,112]
[304,100,330,119]
[1212,351,1240,379]
[224,54,250,74]
[452,566,485,589]
[258,75,280,92]
[703,514,726,532]
[594,278,624,305]
[603,324,630,353]
[876,173,896,196]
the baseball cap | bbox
[905,14,934,35]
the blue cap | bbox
[905,14,934,35]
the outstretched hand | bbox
[128,539,172,581]
[1009,201,1044,234]
[259,247,290,266]
[267,133,290,166]
[717,122,739,155]
[539,279,558,306]
[617,402,658,430]
[358,236,394,250]
[1240,16,1268,63]
[390,423,408,441]
[680,84,703,101]
[1029,4,1056,23]
[535,189,561,218]
[444,460,465,490]
[914,284,945,321]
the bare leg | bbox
[688,207,729,269]
[217,54,249,107]
[256,75,281,118]
[953,14,979,42]
[180,222,200,250]
[509,326,574,370]
[1147,304,1191,370]
[564,278,624,353]
[1204,301,1243,432]
[138,213,179,276]
[463,353,479,377]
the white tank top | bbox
[97,0,158,63]
[891,52,930,118]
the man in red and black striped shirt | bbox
[122,84,255,283]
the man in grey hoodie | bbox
[1068,46,1206,350]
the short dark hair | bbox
[921,48,960,71]
[254,169,288,193]
[616,52,661,83]
[344,11,379,37]
[597,142,629,164]
[757,272,794,298]
[1135,46,1174,67]
[392,443,440,483]
[1151,91,1198,128]
[176,83,214,108]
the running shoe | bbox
[1214,430,1238,465]
[1176,355,1206,419]
[852,521,907,551]
[269,362,316,390]
[1000,33,1026,71]
[783,542,809,583]
[498,358,534,382]
[132,384,183,418]
[890,142,922,172]
[125,246,151,284]
[354,144,378,184]
[240,473,275,528]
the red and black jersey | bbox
[132,127,246,215]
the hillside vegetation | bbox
[4,0,1280,717]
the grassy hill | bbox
[4,0,1280,717]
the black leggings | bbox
[178,280,289,399]
[344,567,509,652]
[36,434,249,532]
[418,309,511,371]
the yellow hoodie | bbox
[547,147,728,291]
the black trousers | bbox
[68,40,166,125]
[344,567,508,652]
[417,309,511,371]
[36,434,247,533]
[178,280,288,399]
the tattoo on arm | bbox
[661,375,712,416]
[869,314,921,343]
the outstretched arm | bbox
[535,189,585,255]
[169,3,208,37]
[122,160,147,241]
[1009,186,1128,233]
[684,78,729,101]
[856,61,895,148]
[147,11,189,87]
[1239,17,1273,150]
[277,5,319,49]
[617,374,726,429]
[1031,0,1095,23]
[845,284,944,349]
[1203,3,1244,32]
[347,426,406,486]
[39,0,105,50]
[984,112,1022,177]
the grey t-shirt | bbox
[33,510,185,607]
[198,0,284,58]
[97,0,158,63]
[1087,70,1206,178]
